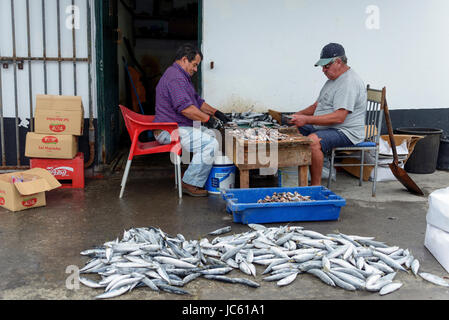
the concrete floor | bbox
[1,157,449,301]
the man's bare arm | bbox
[291,109,349,127]
[199,102,217,116]
[294,101,318,116]
[181,105,210,122]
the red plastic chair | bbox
[119,105,182,198]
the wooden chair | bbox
[327,86,386,197]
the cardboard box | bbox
[25,132,78,159]
[424,187,449,274]
[340,134,423,181]
[425,224,449,274]
[0,168,61,212]
[34,95,84,136]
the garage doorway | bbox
[106,0,200,169]
[118,0,200,117]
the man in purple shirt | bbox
[154,44,230,197]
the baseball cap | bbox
[314,43,345,67]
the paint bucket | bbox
[205,156,236,194]
[396,127,443,174]
[278,166,299,187]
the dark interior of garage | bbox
[109,0,199,171]
[118,0,199,117]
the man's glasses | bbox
[323,58,337,70]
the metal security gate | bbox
[0,0,95,169]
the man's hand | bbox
[214,110,231,123]
[290,114,309,127]
[204,116,223,130]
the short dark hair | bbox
[338,55,348,64]
[174,43,203,62]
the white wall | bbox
[0,0,96,120]
[202,0,449,112]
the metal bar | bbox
[0,57,89,62]
[0,66,5,167]
[57,0,62,95]
[87,0,93,116]
[84,0,95,169]
[11,0,21,167]
[368,101,375,141]
[26,0,34,132]
[72,0,78,96]
[42,0,48,94]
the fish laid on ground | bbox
[379,282,403,295]
[419,272,449,287]
[209,226,232,236]
[78,224,447,299]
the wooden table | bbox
[224,127,312,188]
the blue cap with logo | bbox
[314,43,345,67]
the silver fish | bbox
[277,272,298,286]
[220,243,246,261]
[419,272,449,287]
[153,256,197,269]
[108,276,143,292]
[140,276,160,291]
[326,244,350,259]
[326,272,356,291]
[225,258,239,269]
[365,278,393,292]
[79,258,102,273]
[379,282,403,295]
[157,283,190,295]
[105,274,131,292]
[200,267,233,275]
[372,251,407,272]
[307,269,335,287]
[380,272,397,282]
[239,261,252,276]
[79,276,106,289]
[95,285,131,299]
[329,270,365,290]
[411,259,420,276]
[263,271,296,282]
[203,274,235,284]
[183,273,202,285]
[292,253,316,263]
[365,274,382,288]
[209,226,232,236]
[232,277,260,288]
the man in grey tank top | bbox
[290,43,367,186]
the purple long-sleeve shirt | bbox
[154,63,205,127]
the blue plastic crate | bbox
[221,186,346,224]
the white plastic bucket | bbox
[205,156,236,194]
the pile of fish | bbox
[257,192,314,203]
[227,111,282,128]
[228,127,291,142]
[78,224,449,299]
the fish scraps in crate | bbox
[257,192,314,203]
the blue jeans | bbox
[156,126,219,188]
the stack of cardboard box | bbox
[0,95,84,212]
[25,95,84,159]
